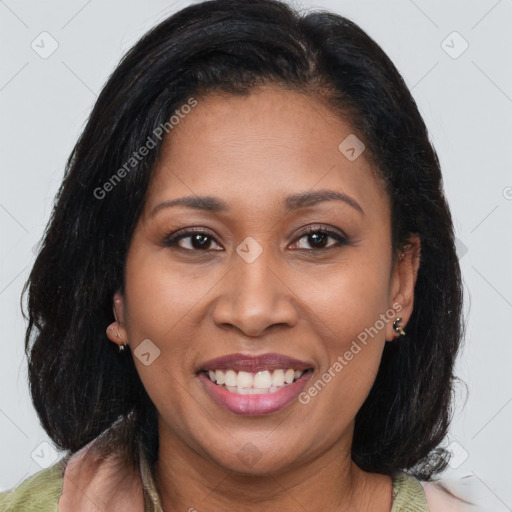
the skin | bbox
[107,85,421,511]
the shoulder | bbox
[421,480,468,511]
[421,475,488,512]
[0,458,66,512]
[392,472,478,512]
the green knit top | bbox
[0,456,430,511]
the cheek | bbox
[122,245,217,344]
[121,246,205,423]
[297,291,389,443]
[300,254,391,345]
[295,255,391,414]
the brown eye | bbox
[163,226,348,253]
[291,227,348,251]
[164,230,223,251]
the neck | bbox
[153,427,392,512]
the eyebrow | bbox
[150,189,364,217]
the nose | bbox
[212,247,299,338]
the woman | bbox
[0,0,473,510]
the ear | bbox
[105,290,128,345]
[385,233,421,342]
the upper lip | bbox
[198,353,314,373]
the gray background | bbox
[1,0,511,509]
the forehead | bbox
[145,87,389,219]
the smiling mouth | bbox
[200,368,314,395]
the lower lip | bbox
[198,371,313,416]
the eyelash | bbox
[163,225,349,253]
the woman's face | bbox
[112,86,420,475]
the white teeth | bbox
[284,369,295,384]
[215,370,225,385]
[253,370,272,388]
[237,371,253,388]
[205,368,307,394]
[225,370,237,387]
[272,369,285,386]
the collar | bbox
[139,447,163,512]
[59,435,163,512]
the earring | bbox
[393,317,406,337]
[107,322,128,352]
